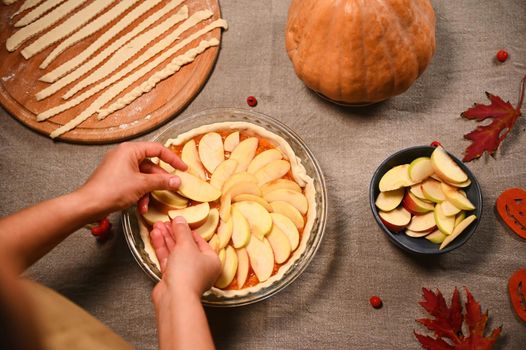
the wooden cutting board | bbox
[0,0,222,144]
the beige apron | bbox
[20,280,134,350]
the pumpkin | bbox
[496,188,526,239]
[285,0,436,105]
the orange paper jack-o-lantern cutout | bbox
[508,269,526,323]
[496,188,526,239]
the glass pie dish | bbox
[122,108,327,306]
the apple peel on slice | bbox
[408,157,434,183]
[410,184,427,200]
[378,206,411,232]
[402,191,435,214]
[433,203,455,235]
[439,215,477,250]
[375,188,405,212]
[425,230,446,244]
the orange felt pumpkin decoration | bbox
[508,269,526,323]
[285,0,436,105]
[496,188,526,239]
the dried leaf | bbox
[414,287,502,350]
[461,75,525,162]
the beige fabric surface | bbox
[0,0,525,349]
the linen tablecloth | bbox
[1,0,525,348]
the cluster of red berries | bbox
[88,217,112,242]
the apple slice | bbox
[441,183,475,211]
[198,132,224,173]
[440,215,477,250]
[426,230,446,244]
[223,131,240,152]
[174,170,221,202]
[218,248,225,267]
[375,188,405,212]
[270,212,300,250]
[430,146,468,184]
[441,200,461,216]
[270,201,304,230]
[230,137,258,173]
[246,236,274,282]
[224,181,262,199]
[142,207,170,226]
[444,178,471,188]
[222,172,257,193]
[263,189,308,215]
[405,229,433,238]
[433,203,455,235]
[208,234,220,252]
[151,190,188,210]
[159,160,175,173]
[168,202,210,228]
[231,206,250,248]
[247,149,283,174]
[254,160,291,186]
[406,211,436,232]
[233,201,273,240]
[219,192,232,222]
[233,194,272,212]
[181,139,206,180]
[410,184,427,200]
[408,157,434,183]
[215,245,238,288]
[402,191,435,214]
[195,208,219,241]
[421,178,446,203]
[210,159,238,190]
[261,179,302,194]
[217,219,233,249]
[378,207,411,232]
[266,225,292,264]
[454,211,466,227]
[379,164,416,192]
[236,247,249,288]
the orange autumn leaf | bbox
[414,287,502,350]
[461,75,526,162]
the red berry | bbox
[370,296,383,309]
[246,96,257,107]
[89,217,112,240]
[496,50,508,63]
[430,141,442,148]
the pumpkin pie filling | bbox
[137,121,317,298]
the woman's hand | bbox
[150,217,221,302]
[78,142,187,216]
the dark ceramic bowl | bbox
[369,146,483,255]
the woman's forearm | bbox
[155,290,215,350]
[0,188,106,271]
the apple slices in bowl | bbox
[371,146,482,254]
[136,121,317,298]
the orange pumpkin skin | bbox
[286,0,436,105]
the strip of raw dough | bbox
[14,0,64,27]
[3,0,19,5]
[11,0,45,18]
[47,19,227,139]
[39,0,139,68]
[21,0,115,59]
[7,0,88,51]
[37,0,170,89]
[37,12,216,121]
[63,5,189,99]
[98,39,219,119]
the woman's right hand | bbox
[149,217,221,304]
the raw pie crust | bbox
[137,122,317,298]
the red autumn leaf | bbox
[461,75,526,162]
[414,287,502,350]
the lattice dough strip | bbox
[7,0,88,51]
[39,0,140,69]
